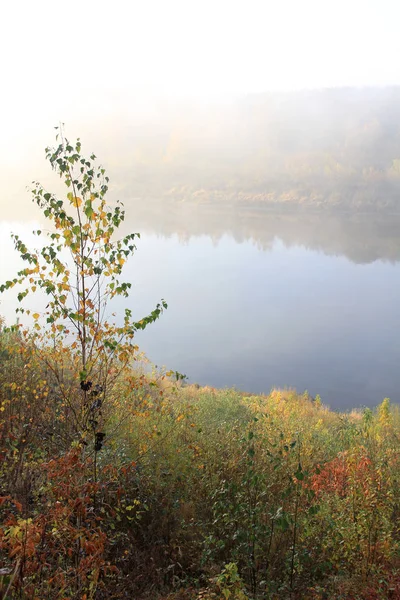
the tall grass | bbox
[1,330,399,599]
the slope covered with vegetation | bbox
[1,354,399,599]
[92,87,400,212]
[0,133,399,599]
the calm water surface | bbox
[1,210,399,410]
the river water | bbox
[1,208,399,409]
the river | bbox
[1,207,399,409]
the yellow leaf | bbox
[71,196,82,208]
[32,313,40,320]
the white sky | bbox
[0,0,399,160]
[1,0,399,102]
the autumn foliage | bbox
[0,133,399,599]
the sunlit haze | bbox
[0,0,399,179]
[1,0,400,125]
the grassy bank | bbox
[1,331,399,599]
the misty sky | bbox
[2,1,400,107]
[1,0,399,168]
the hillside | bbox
[91,87,400,212]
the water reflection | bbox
[124,203,400,264]
[1,209,399,409]
[126,231,400,410]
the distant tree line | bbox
[101,87,400,212]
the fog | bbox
[2,0,400,186]
[2,0,400,407]
[3,87,400,222]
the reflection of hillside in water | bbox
[125,204,400,264]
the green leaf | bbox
[85,204,94,219]
[308,505,320,516]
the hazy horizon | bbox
[3,85,400,220]
[2,0,400,162]
[1,2,400,407]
